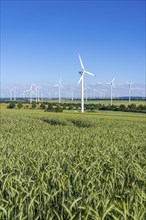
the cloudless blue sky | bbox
[1,0,145,91]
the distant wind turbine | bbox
[107,78,115,105]
[9,88,16,101]
[54,80,63,103]
[70,86,74,101]
[35,85,41,102]
[126,82,134,103]
[84,83,90,102]
[26,84,36,103]
[22,90,26,100]
[13,87,16,101]
[78,53,96,112]
[9,89,13,101]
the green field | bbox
[1,109,146,219]
[35,99,146,106]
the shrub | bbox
[119,104,126,111]
[55,104,63,112]
[7,102,16,109]
[40,102,46,109]
[17,103,23,109]
[32,102,36,109]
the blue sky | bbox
[1,0,145,97]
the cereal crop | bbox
[0,109,146,219]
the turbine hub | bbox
[79,71,83,75]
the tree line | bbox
[7,101,146,113]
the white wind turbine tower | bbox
[9,88,16,101]
[9,89,13,100]
[78,54,96,113]
[37,86,41,102]
[84,83,90,102]
[35,85,41,102]
[70,86,74,101]
[13,87,16,101]
[25,89,32,103]
[54,80,63,103]
[23,90,27,100]
[126,82,134,103]
[107,78,115,105]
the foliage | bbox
[47,103,56,112]
[40,102,46,109]
[31,102,36,109]
[0,109,145,219]
[17,102,23,109]
[55,104,63,112]
[45,102,146,113]
[7,102,16,109]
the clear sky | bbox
[1,0,145,97]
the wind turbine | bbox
[26,84,36,103]
[9,89,13,101]
[35,85,41,102]
[78,54,96,112]
[54,80,63,103]
[13,87,16,101]
[9,88,16,101]
[22,89,28,100]
[37,86,41,102]
[126,82,134,103]
[84,83,90,102]
[70,86,74,101]
[107,78,115,105]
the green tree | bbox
[32,102,36,109]
[119,104,126,111]
[128,103,136,111]
[47,103,53,110]
[40,102,46,109]
[56,104,63,112]
[7,102,16,109]
[47,103,56,112]
[17,103,23,109]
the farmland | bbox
[0,109,146,219]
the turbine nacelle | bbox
[107,78,115,88]
[79,71,83,75]
[54,79,64,89]
[126,82,134,89]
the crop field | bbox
[0,109,146,219]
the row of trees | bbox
[7,101,146,113]
[7,102,63,112]
[7,102,36,109]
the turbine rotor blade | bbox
[85,71,96,77]
[78,75,83,84]
[112,78,115,83]
[78,53,84,70]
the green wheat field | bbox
[0,108,146,219]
